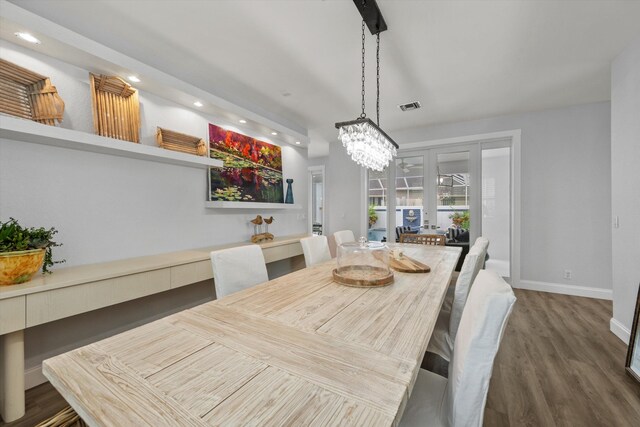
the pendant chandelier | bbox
[335,0,398,172]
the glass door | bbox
[393,156,425,242]
[481,145,511,278]
[433,148,477,243]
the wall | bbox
[481,148,511,263]
[611,36,640,342]
[0,41,309,385]
[392,102,613,296]
[0,40,308,267]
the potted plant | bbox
[0,218,64,286]
[449,211,470,229]
[368,205,378,228]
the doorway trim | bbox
[308,165,325,235]
[396,129,521,287]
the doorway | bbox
[308,166,325,235]
[366,131,520,282]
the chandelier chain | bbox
[360,19,366,119]
[376,31,380,126]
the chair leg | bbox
[420,351,449,378]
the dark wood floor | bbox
[2,290,640,427]
[484,290,640,426]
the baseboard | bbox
[514,280,613,300]
[610,317,631,344]
[25,364,47,390]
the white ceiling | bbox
[10,0,640,156]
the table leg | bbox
[1,330,25,423]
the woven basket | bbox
[35,406,86,427]
[89,73,140,143]
[0,59,65,126]
[156,127,207,156]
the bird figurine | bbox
[250,215,263,236]
[263,216,274,235]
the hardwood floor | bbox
[484,290,640,427]
[2,289,639,426]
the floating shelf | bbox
[205,201,302,210]
[0,115,223,169]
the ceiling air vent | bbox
[399,101,421,112]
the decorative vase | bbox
[285,179,294,204]
[0,249,45,286]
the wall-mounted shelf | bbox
[205,201,301,209]
[0,1,310,148]
[0,115,223,169]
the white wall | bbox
[611,36,640,341]
[392,102,613,294]
[308,144,363,253]
[482,148,510,263]
[0,40,309,385]
[0,40,308,267]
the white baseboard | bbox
[610,317,631,344]
[25,364,47,390]
[514,280,613,300]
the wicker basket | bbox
[0,59,65,126]
[156,127,207,156]
[89,73,140,143]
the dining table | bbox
[42,243,461,426]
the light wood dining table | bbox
[43,244,461,426]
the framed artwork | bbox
[626,284,640,383]
[208,124,283,203]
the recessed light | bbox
[14,32,41,44]
[239,119,247,124]
[295,141,301,145]
[271,132,278,136]
[127,75,141,83]
[193,101,203,107]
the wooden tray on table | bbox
[388,254,431,273]
[332,266,394,288]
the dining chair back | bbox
[445,269,516,426]
[333,230,355,247]
[426,243,484,361]
[400,234,446,246]
[448,238,489,342]
[471,236,490,275]
[400,270,515,427]
[210,245,268,299]
[300,235,331,267]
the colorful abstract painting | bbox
[208,124,284,203]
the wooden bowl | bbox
[332,266,394,288]
[0,249,45,286]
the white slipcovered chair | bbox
[210,245,268,299]
[333,230,355,247]
[300,235,332,267]
[400,270,516,427]
[427,238,489,361]
[449,236,490,287]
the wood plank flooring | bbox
[2,289,640,427]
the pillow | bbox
[456,230,470,242]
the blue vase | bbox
[285,179,294,204]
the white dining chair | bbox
[427,243,486,362]
[210,245,269,299]
[300,235,332,267]
[449,237,490,287]
[400,270,516,427]
[333,229,355,247]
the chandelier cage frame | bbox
[335,0,399,172]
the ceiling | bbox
[10,0,640,157]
